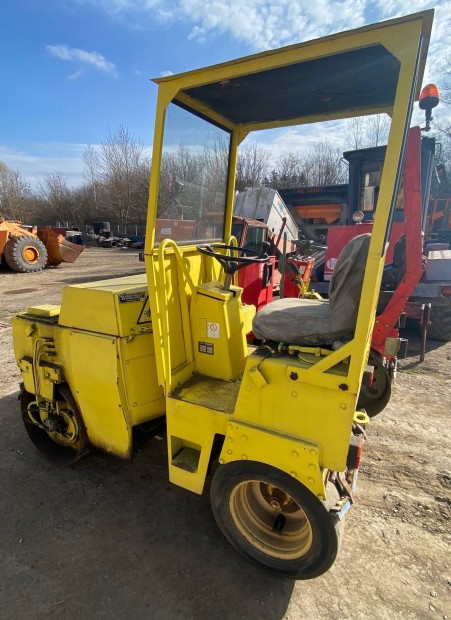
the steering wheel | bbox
[197,242,270,274]
[197,242,270,290]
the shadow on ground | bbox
[61,268,145,286]
[399,324,448,370]
[0,392,294,620]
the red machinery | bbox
[232,90,441,417]
[240,115,437,417]
[286,127,430,415]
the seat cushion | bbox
[252,297,334,345]
[252,234,372,346]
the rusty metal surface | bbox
[36,229,84,266]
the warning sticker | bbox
[207,322,220,339]
[137,295,151,324]
[119,292,146,304]
[198,341,214,355]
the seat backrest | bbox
[381,234,406,290]
[329,233,371,331]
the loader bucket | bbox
[37,229,84,267]
[0,229,8,256]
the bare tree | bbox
[0,162,32,221]
[157,145,203,220]
[432,54,451,184]
[158,137,229,220]
[98,125,150,224]
[38,172,77,223]
[235,142,270,191]
[344,114,390,150]
[366,115,390,147]
[439,52,451,106]
[83,144,101,213]
[200,136,229,214]
[265,152,308,188]
[344,117,367,150]
[303,140,346,186]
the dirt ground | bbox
[0,248,450,620]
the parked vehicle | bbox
[278,100,451,345]
[0,218,84,273]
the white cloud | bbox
[73,0,450,126]
[72,0,450,62]
[75,0,367,49]
[248,120,348,166]
[160,70,174,77]
[46,44,118,78]
[68,68,86,80]
[182,0,368,49]
[0,144,88,188]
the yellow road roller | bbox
[11,11,433,578]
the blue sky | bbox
[1,0,450,187]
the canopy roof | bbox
[153,11,433,132]
[181,46,399,125]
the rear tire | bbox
[428,303,451,342]
[210,461,341,579]
[4,235,48,273]
[357,354,392,417]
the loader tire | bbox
[210,461,341,579]
[427,303,451,342]
[4,235,48,273]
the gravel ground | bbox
[0,248,450,619]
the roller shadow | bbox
[0,392,294,620]
[61,268,145,286]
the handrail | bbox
[157,239,196,391]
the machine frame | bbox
[11,11,434,579]
[143,11,432,491]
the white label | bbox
[207,322,220,339]
[326,258,338,271]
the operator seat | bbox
[252,233,371,345]
[381,234,406,290]
[377,234,406,313]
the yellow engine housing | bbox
[12,275,165,459]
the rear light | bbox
[354,441,362,470]
[346,434,364,493]
[441,286,451,297]
[362,364,374,387]
[347,434,364,470]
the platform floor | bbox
[172,374,240,414]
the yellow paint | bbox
[220,421,325,500]
[190,282,254,381]
[12,275,165,459]
[27,305,60,317]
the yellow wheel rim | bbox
[22,245,40,264]
[36,407,80,449]
[229,480,313,560]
